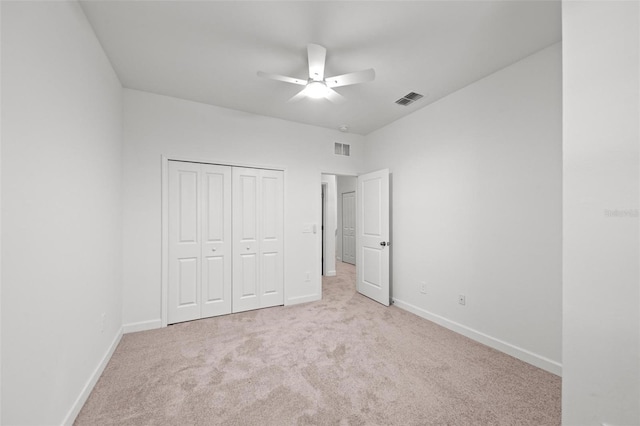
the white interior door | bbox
[168,161,232,324]
[258,169,284,308]
[356,169,390,306]
[168,161,202,323]
[342,191,356,265]
[200,164,232,318]
[232,167,284,313]
[232,167,260,313]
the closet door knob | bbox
[211,248,216,252]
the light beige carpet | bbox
[75,262,560,425]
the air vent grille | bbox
[395,91,425,106]
[395,98,413,106]
[334,142,350,156]
[404,92,424,101]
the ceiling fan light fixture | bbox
[258,44,375,104]
[305,81,330,99]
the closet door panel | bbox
[178,258,198,305]
[168,161,202,324]
[204,257,225,301]
[259,170,284,308]
[240,253,258,296]
[261,252,278,295]
[201,164,232,318]
[232,167,260,313]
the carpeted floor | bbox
[75,261,561,425]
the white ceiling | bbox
[80,1,561,135]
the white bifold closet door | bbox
[168,161,232,324]
[168,161,284,324]
[232,167,284,313]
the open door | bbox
[356,169,390,306]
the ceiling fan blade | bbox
[307,44,326,81]
[287,88,309,103]
[325,68,375,88]
[257,71,307,86]
[325,88,346,104]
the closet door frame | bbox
[161,155,286,328]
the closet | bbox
[167,160,284,324]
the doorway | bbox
[321,170,391,306]
[321,174,357,280]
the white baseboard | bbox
[325,270,336,277]
[286,293,321,305]
[392,298,562,376]
[123,319,162,334]
[62,327,123,425]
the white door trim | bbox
[321,182,328,276]
[161,155,287,327]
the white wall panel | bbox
[364,44,562,373]
[123,90,363,325]
[1,2,123,424]
[562,2,639,424]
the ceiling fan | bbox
[257,44,375,103]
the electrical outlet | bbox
[419,282,427,294]
[458,295,466,305]
[305,272,311,282]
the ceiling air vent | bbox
[395,98,413,106]
[395,91,425,106]
[404,92,424,101]
[334,142,350,156]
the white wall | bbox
[321,174,337,276]
[562,2,639,425]
[1,2,123,424]
[122,89,364,328]
[363,43,562,374]
[336,175,357,263]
